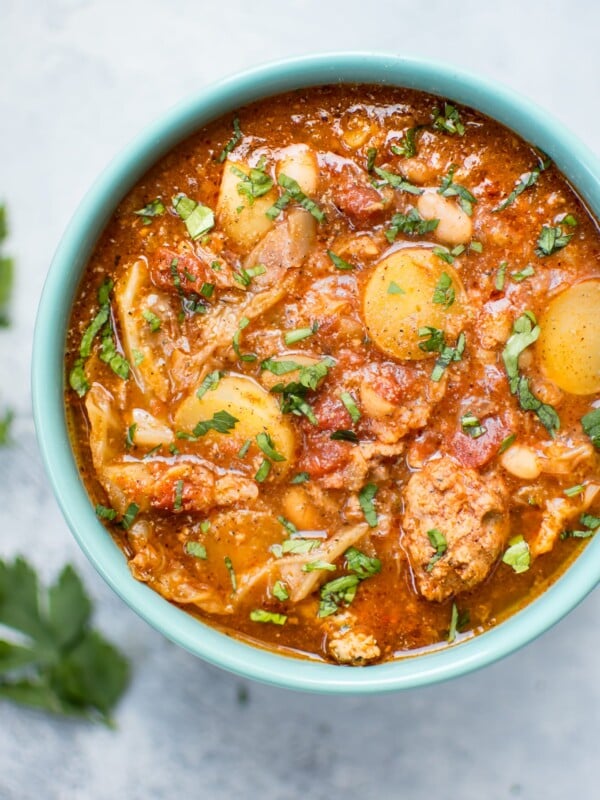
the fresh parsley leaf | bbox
[120,503,139,531]
[358,483,378,527]
[426,528,447,572]
[196,370,223,399]
[272,581,289,601]
[317,575,360,618]
[290,472,310,484]
[249,609,287,625]
[0,558,129,724]
[330,429,359,443]
[432,103,465,136]
[256,432,285,462]
[284,324,317,346]
[142,309,161,332]
[133,198,165,225]
[172,194,215,240]
[535,223,574,257]
[345,547,381,579]
[495,262,508,291]
[498,434,516,454]
[301,560,336,573]
[233,263,267,288]
[340,391,361,424]
[418,327,465,381]
[232,316,257,362]
[217,117,243,163]
[387,280,405,295]
[281,538,320,555]
[373,166,423,195]
[582,408,600,450]
[432,271,455,308]
[385,208,439,242]
[327,250,354,270]
[492,156,550,212]
[438,165,477,215]
[432,244,465,265]
[366,147,378,171]
[511,264,535,283]
[95,504,117,521]
[188,410,239,438]
[185,541,207,559]
[224,556,237,592]
[461,413,487,439]
[254,459,271,483]
[231,157,274,204]
[391,126,420,157]
[266,174,325,222]
[502,535,531,573]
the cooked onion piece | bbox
[276,144,320,195]
[174,374,296,471]
[537,280,600,395]
[362,248,466,360]
[216,159,277,250]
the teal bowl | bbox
[32,53,600,693]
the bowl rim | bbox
[32,51,600,693]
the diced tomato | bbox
[149,247,234,293]
[329,167,385,226]
[449,417,508,469]
[297,430,352,477]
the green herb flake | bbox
[373,166,423,196]
[237,438,251,459]
[95,504,117,521]
[233,263,267,288]
[390,126,419,158]
[366,147,378,171]
[340,391,361,424]
[224,556,237,592]
[172,194,215,240]
[217,117,243,163]
[358,483,378,527]
[249,609,287,625]
[461,413,487,439]
[277,516,298,535]
[330,429,359,443]
[142,309,161,332]
[345,547,381,579]
[432,103,465,136]
[535,223,574,257]
[232,316,257,362]
[511,264,536,283]
[189,410,239,439]
[133,197,165,225]
[502,535,531,573]
[492,156,550,212]
[196,370,223,399]
[561,513,600,540]
[495,262,508,291]
[426,528,447,572]
[231,157,274,204]
[284,324,317,346]
[185,541,207,559]
[318,575,360,617]
[581,408,600,450]
[173,480,184,512]
[272,581,289,601]
[200,520,211,534]
[438,165,477,216]
[125,423,137,450]
[385,207,439,243]
[469,240,483,253]
[498,433,516,454]
[281,538,320,555]
[564,484,585,497]
[327,250,354,271]
[255,459,271,483]
[120,503,140,531]
[290,472,310,484]
[302,560,336,573]
[266,174,325,223]
[256,432,286,462]
[447,602,461,643]
[387,280,406,295]
[432,244,465,265]
[432,271,455,308]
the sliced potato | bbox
[537,280,600,395]
[174,374,296,471]
[276,144,319,195]
[216,159,277,250]
[259,354,320,391]
[132,408,174,448]
[362,248,466,360]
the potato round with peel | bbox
[362,248,466,360]
[174,374,295,469]
[216,160,277,250]
[537,280,600,395]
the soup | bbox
[65,85,600,665]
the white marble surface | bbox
[1,1,599,797]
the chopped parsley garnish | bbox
[461,413,487,439]
[418,327,466,382]
[231,156,274,204]
[511,264,535,283]
[330,430,359,443]
[290,472,310,484]
[249,609,287,625]
[268,357,335,424]
[217,117,243,163]
[469,240,483,253]
[173,480,184,511]
[172,194,215,240]
[120,503,140,531]
[327,250,354,270]
[125,423,137,449]
[502,535,531,573]
[426,528,447,572]
[373,166,423,195]
[95,504,117,521]
[224,556,237,592]
[438,165,477,215]
[391,126,420,157]
[432,103,465,136]
[200,282,214,299]
[255,459,271,483]
[317,575,360,618]
[492,156,550,212]
[277,516,298,535]
[502,313,560,435]
[132,349,144,366]
[498,433,516,454]
[237,438,251,459]
[133,197,165,225]
[581,408,600,450]
[432,271,455,308]
[232,316,257,362]
[187,410,239,439]
[266,174,325,222]
[256,432,285,462]
[233,263,267,287]
[366,147,378,171]
[142,309,161,332]
[345,547,381,579]
[261,358,303,375]
[385,208,439,242]
[561,513,600,540]
[284,323,317,346]
[495,261,508,291]
[564,484,585,497]
[272,581,289,601]
[0,557,129,723]
[340,391,361,424]
[433,244,465,265]
[358,483,378,527]
[281,538,320,555]
[185,541,207,559]
[196,370,223,399]
[302,560,336,573]
[0,408,14,446]
[535,222,574,257]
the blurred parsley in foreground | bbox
[0,204,13,328]
[0,558,130,725]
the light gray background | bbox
[1,1,599,798]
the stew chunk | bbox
[402,456,509,602]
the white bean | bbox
[417,189,473,246]
[500,444,541,480]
